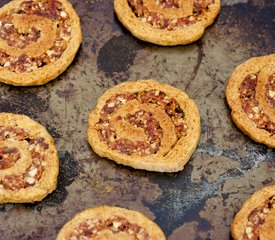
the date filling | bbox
[128,0,214,30]
[0,126,49,190]
[265,73,275,109]
[96,89,187,156]
[0,147,20,170]
[239,74,275,134]
[69,216,150,240]
[0,0,72,73]
[243,196,275,240]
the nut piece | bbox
[60,11,67,18]
[113,221,122,229]
[25,177,36,185]
[252,106,260,113]
[69,236,78,240]
[4,61,10,67]
[245,226,252,234]
[269,90,275,98]
[28,168,38,177]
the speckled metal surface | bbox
[0,0,274,239]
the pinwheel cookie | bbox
[88,79,200,172]
[226,54,275,148]
[0,113,59,203]
[56,206,166,240]
[0,0,82,86]
[231,185,275,240]
[114,0,220,46]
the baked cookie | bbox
[114,0,221,46]
[231,185,275,240]
[0,113,59,203]
[88,79,200,172]
[56,206,166,240]
[0,0,82,86]
[226,54,275,148]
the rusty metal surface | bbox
[0,0,274,239]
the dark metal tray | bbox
[0,0,274,239]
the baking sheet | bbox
[0,0,274,239]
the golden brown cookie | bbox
[88,79,201,172]
[231,185,275,240]
[0,113,59,203]
[226,54,275,148]
[0,0,82,86]
[114,0,221,46]
[56,206,166,240]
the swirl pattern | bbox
[0,113,59,203]
[114,0,220,45]
[88,79,200,172]
[56,206,166,240]
[231,185,275,240]
[0,0,82,86]
[226,54,275,148]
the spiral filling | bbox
[243,196,275,240]
[69,216,149,240]
[0,0,72,73]
[157,0,180,8]
[265,73,275,109]
[0,18,40,49]
[96,89,187,156]
[0,126,49,190]
[0,147,20,170]
[239,74,275,134]
[128,0,214,30]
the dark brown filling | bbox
[239,74,275,134]
[0,147,20,170]
[19,0,62,20]
[0,126,49,190]
[99,110,163,155]
[0,17,40,49]
[265,73,275,109]
[137,90,187,137]
[158,0,179,8]
[96,89,187,156]
[69,215,150,240]
[128,0,213,31]
[243,196,275,240]
[0,0,71,73]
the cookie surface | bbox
[0,0,82,86]
[231,185,275,240]
[226,54,275,148]
[0,113,59,203]
[56,206,166,240]
[88,79,200,172]
[114,0,220,46]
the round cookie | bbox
[56,206,166,240]
[226,54,275,148]
[0,0,82,86]
[0,113,59,203]
[231,185,275,240]
[88,79,201,172]
[114,0,221,46]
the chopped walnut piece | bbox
[25,177,36,185]
[28,168,38,177]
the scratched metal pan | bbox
[0,0,274,239]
